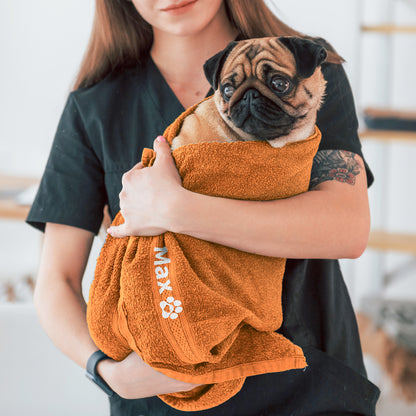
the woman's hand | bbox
[98,352,200,400]
[108,136,185,238]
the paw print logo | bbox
[160,297,183,320]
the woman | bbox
[27,0,380,415]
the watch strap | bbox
[86,350,115,397]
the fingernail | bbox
[107,227,113,234]
[156,136,166,142]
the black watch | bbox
[85,350,115,397]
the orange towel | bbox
[87,101,321,411]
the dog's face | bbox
[204,37,327,144]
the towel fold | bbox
[87,101,321,411]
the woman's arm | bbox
[34,223,98,367]
[34,223,198,399]
[109,138,370,259]
[175,149,369,259]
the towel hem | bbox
[153,354,307,384]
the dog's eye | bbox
[223,85,235,100]
[271,76,291,94]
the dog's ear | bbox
[203,41,238,89]
[278,37,327,79]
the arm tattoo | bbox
[309,150,362,190]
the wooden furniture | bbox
[361,126,416,256]
[360,129,416,142]
[360,133,416,257]
[361,24,416,34]
[359,13,416,257]
[0,175,39,221]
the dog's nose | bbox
[242,88,260,101]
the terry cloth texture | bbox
[87,100,321,411]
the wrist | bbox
[85,350,115,397]
[164,186,194,234]
[96,356,115,383]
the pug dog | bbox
[171,36,327,150]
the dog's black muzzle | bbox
[230,88,295,140]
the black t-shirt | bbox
[26,58,379,415]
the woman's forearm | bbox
[111,141,370,259]
[34,224,98,369]
[35,275,98,367]
[170,175,370,260]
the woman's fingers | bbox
[107,136,183,238]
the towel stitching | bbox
[151,239,201,363]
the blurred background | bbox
[0,0,415,414]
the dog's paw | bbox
[160,296,183,320]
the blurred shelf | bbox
[359,129,416,142]
[361,24,416,34]
[368,230,416,255]
[361,108,416,142]
[0,201,32,221]
[359,3,416,265]
[0,175,39,221]
[364,107,416,120]
[0,175,38,188]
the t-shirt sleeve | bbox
[26,93,106,234]
[317,63,374,187]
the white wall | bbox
[0,1,97,290]
[0,0,95,176]
[0,4,104,414]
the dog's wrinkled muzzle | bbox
[230,88,295,139]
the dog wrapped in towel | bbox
[87,36,327,411]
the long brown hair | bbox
[74,0,343,90]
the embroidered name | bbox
[154,246,183,320]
